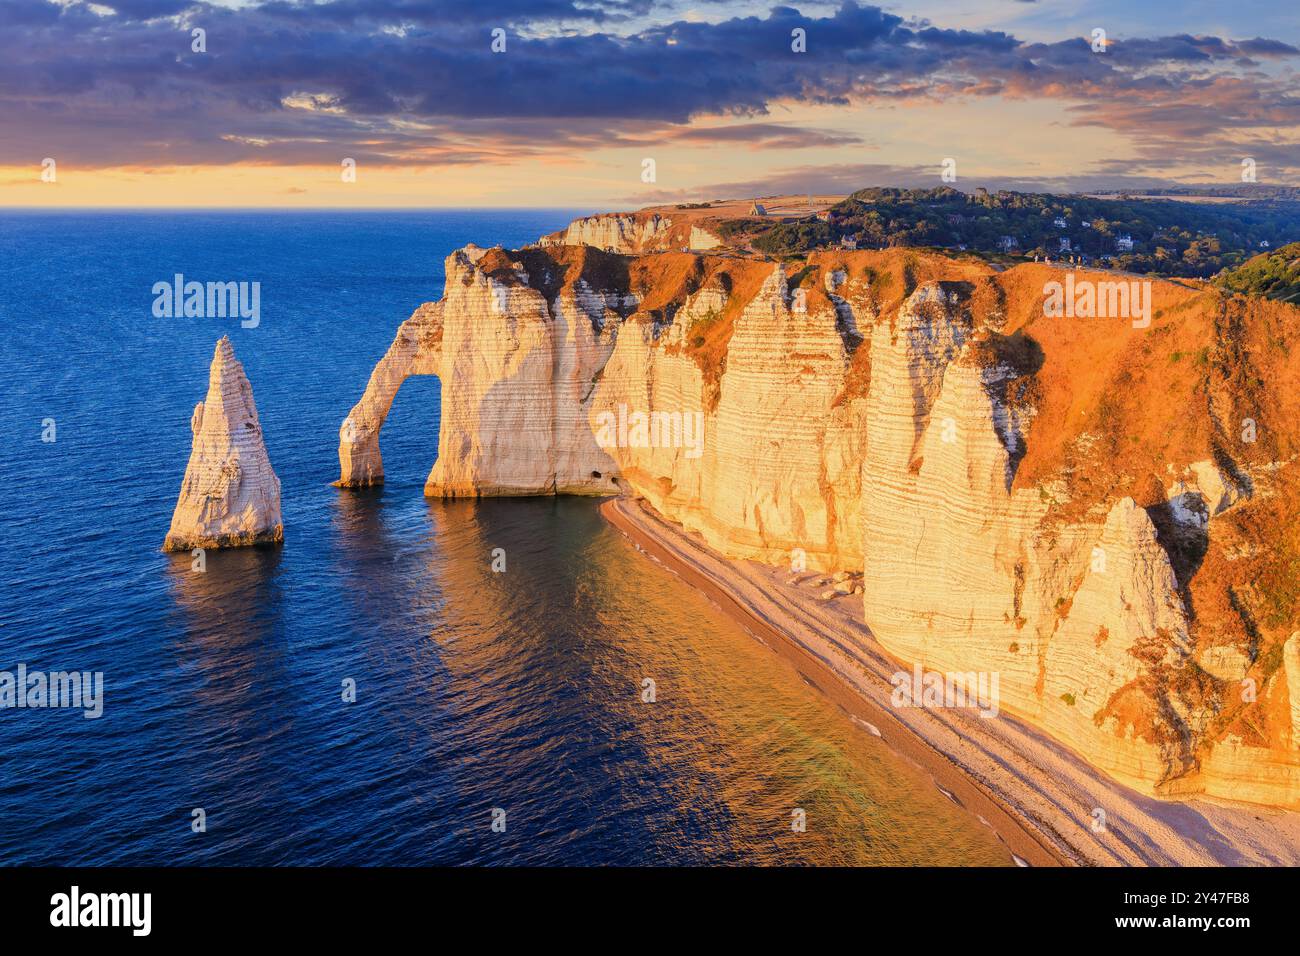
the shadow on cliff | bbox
[973,327,1046,487]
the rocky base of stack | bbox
[162,527,284,552]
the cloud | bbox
[100,0,196,19]
[97,0,652,24]
[0,0,1296,180]
[648,123,867,149]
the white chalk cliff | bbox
[539,212,722,254]
[339,242,1300,808]
[540,213,673,254]
[164,337,282,551]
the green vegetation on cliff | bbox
[1214,242,1300,303]
[734,186,1296,280]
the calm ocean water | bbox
[0,210,1009,865]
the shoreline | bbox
[600,495,1300,867]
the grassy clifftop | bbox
[1215,242,1300,303]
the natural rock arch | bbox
[335,301,443,489]
[336,245,623,498]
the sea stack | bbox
[162,337,283,551]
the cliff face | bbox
[540,213,673,254]
[860,279,1198,795]
[339,244,874,567]
[539,212,722,254]
[339,243,1300,807]
[165,337,282,551]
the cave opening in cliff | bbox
[374,374,442,489]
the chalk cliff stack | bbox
[163,337,282,551]
[340,229,1300,808]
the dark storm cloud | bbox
[0,0,1296,172]
[250,0,655,27]
[95,0,651,23]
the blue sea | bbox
[0,210,1010,865]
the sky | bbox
[2,0,1298,207]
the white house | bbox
[1115,234,1134,252]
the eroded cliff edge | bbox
[338,242,1300,808]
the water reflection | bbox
[154,494,1011,865]
[159,544,301,863]
[412,496,1011,865]
[163,544,288,697]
